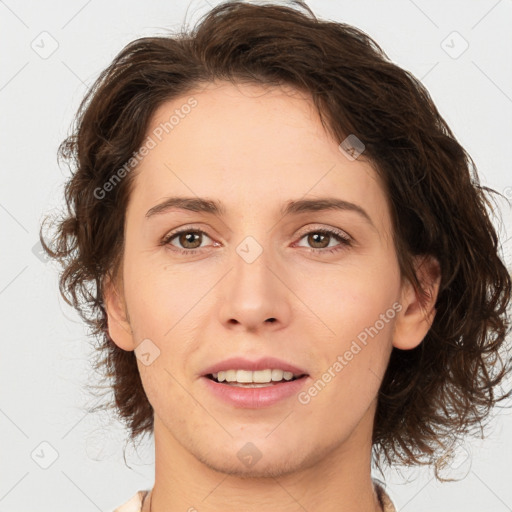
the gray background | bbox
[1,0,511,510]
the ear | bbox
[393,255,441,350]
[102,272,136,351]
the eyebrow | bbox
[145,196,375,228]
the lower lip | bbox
[201,376,309,408]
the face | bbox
[106,81,425,479]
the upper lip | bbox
[201,357,308,376]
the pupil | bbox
[181,232,201,248]
[309,233,328,248]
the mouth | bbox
[200,357,310,407]
[205,370,309,388]
[201,368,310,408]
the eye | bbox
[162,228,215,254]
[295,227,352,254]
[161,226,352,256]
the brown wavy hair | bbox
[40,0,511,472]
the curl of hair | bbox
[41,0,511,471]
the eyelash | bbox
[161,226,352,256]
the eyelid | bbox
[162,223,353,254]
[161,224,215,245]
[295,224,352,241]
[163,223,352,241]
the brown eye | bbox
[177,231,203,249]
[163,229,213,252]
[307,232,330,249]
[296,228,352,253]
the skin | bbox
[105,81,440,512]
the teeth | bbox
[212,369,298,383]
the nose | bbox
[217,236,292,333]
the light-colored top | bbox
[113,481,396,512]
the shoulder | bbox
[112,490,150,512]
[373,480,396,512]
[113,485,394,511]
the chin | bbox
[188,434,324,480]
[198,452,305,479]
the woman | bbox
[41,1,511,511]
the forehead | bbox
[128,81,388,226]
[149,80,336,168]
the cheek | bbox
[295,257,400,340]
[121,255,217,387]
[297,284,396,427]
[291,257,399,400]
[123,252,204,332]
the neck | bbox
[147,405,382,512]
